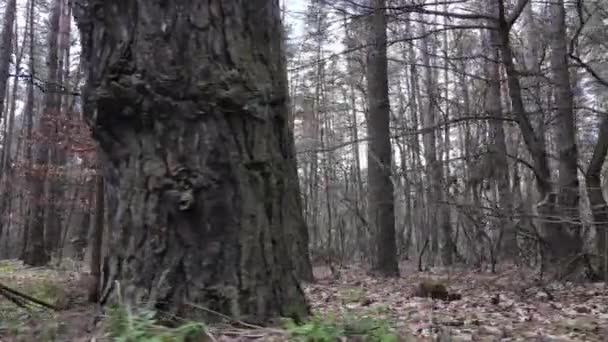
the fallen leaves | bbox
[0,259,606,341]
[305,262,608,341]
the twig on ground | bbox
[185,302,286,335]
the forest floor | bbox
[0,259,606,341]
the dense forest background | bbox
[0,0,607,340]
[287,0,608,278]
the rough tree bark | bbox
[74,0,310,322]
[366,0,399,276]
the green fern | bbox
[106,305,205,342]
[284,315,344,341]
[284,313,399,342]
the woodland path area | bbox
[0,260,606,341]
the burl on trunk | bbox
[74,0,310,323]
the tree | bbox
[73,0,310,322]
[19,0,36,262]
[0,0,17,123]
[485,0,514,261]
[548,0,583,264]
[88,161,104,303]
[366,0,399,276]
[419,12,441,265]
[24,0,62,266]
[496,0,555,263]
[586,114,608,281]
[0,0,20,248]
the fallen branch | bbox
[0,282,59,311]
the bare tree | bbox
[367,0,399,276]
[548,0,583,264]
[0,0,17,122]
[24,0,62,266]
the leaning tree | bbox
[73,0,311,322]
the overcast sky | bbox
[285,0,307,36]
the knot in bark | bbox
[164,166,206,211]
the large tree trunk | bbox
[74,0,309,322]
[366,0,399,276]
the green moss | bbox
[29,279,63,306]
[0,261,17,273]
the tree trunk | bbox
[0,9,22,250]
[88,168,104,303]
[440,6,453,266]
[46,0,74,259]
[366,0,399,276]
[402,15,425,260]
[0,0,17,123]
[586,113,608,281]
[485,3,515,260]
[19,0,36,260]
[23,0,53,266]
[496,1,558,273]
[343,14,366,260]
[497,0,552,199]
[73,176,94,260]
[548,0,583,263]
[42,0,65,258]
[419,16,440,265]
[74,0,309,322]
[523,0,546,154]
